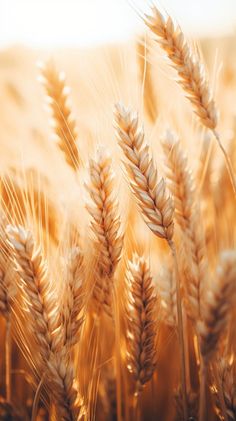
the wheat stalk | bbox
[136,38,158,124]
[62,247,86,349]
[86,148,123,317]
[40,61,81,172]
[6,225,85,420]
[144,5,236,195]
[114,103,188,419]
[125,254,157,394]
[0,269,9,319]
[162,130,207,321]
[114,103,174,241]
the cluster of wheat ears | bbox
[0,5,236,421]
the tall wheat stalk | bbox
[143,5,236,195]
[114,103,188,420]
[6,225,85,420]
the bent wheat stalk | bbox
[114,103,188,420]
[144,6,236,195]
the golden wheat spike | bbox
[144,6,236,196]
[125,254,158,393]
[40,61,81,172]
[114,103,174,241]
[6,225,85,420]
[144,6,217,130]
[86,147,123,316]
[162,130,207,321]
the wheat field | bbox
[0,5,236,421]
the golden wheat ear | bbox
[162,130,208,321]
[198,250,236,361]
[143,6,236,195]
[125,254,158,394]
[143,6,217,130]
[114,103,190,418]
[114,102,174,242]
[86,147,123,317]
[40,60,81,172]
[62,246,86,350]
[6,225,85,420]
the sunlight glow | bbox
[0,0,236,48]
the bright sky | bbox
[0,0,236,48]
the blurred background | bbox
[1,0,236,48]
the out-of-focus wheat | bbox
[40,61,81,172]
[162,130,207,321]
[62,247,86,350]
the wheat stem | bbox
[168,239,188,421]
[5,317,11,402]
[213,129,236,196]
[31,374,45,421]
[199,357,207,421]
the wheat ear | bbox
[197,251,236,421]
[62,247,86,349]
[218,358,236,421]
[144,6,236,195]
[125,254,157,394]
[162,130,207,321]
[86,148,123,317]
[114,103,188,419]
[114,103,174,241]
[6,225,84,421]
[40,61,81,171]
